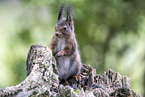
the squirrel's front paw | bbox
[55,52,62,58]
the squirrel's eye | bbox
[63,27,67,30]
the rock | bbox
[0,45,142,97]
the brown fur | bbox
[50,4,81,80]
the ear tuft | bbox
[66,4,73,27]
[67,4,73,18]
[58,3,65,21]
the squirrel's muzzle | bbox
[55,32,62,38]
[56,33,59,37]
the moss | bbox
[74,88,81,95]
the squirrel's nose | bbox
[55,32,59,37]
[56,33,59,37]
[56,32,61,37]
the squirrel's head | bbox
[55,4,74,39]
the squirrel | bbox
[50,4,82,81]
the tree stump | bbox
[0,45,142,97]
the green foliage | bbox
[74,88,81,95]
[0,0,144,96]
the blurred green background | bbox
[0,0,144,96]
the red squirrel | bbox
[50,4,82,81]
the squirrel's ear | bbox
[66,4,74,28]
[58,3,65,21]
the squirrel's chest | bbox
[56,38,66,51]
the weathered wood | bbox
[0,45,142,97]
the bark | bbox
[0,45,142,97]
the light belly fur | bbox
[57,56,71,79]
[56,38,65,52]
[56,38,71,79]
